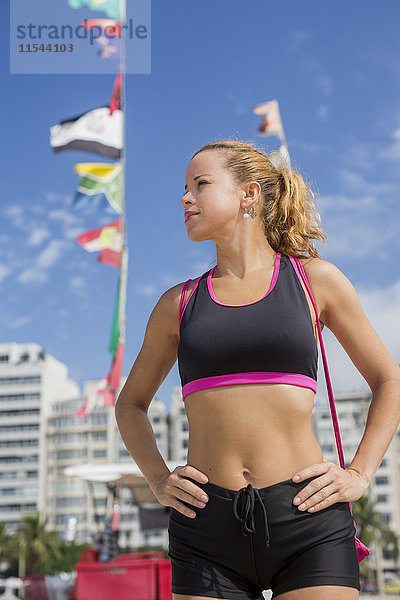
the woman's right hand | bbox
[154,464,210,518]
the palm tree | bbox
[17,513,63,577]
[352,493,399,582]
[0,521,12,572]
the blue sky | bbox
[1,0,399,412]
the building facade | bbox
[0,342,79,534]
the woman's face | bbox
[182,150,244,242]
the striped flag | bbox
[73,162,123,215]
[68,0,120,19]
[50,106,122,159]
[253,99,285,142]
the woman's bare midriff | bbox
[185,382,323,491]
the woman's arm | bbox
[115,284,181,494]
[289,258,400,514]
[115,282,210,517]
[307,258,400,485]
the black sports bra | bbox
[177,253,318,402]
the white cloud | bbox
[377,127,400,163]
[302,59,333,96]
[0,264,11,283]
[5,315,33,329]
[45,191,71,205]
[288,30,311,52]
[36,239,68,270]
[342,141,375,171]
[133,283,158,297]
[316,104,328,122]
[48,208,85,239]
[289,139,328,154]
[316,168,399,260]
[18,268,48,285]
[69,276,89,298]
[18,239,70,285]
[4,205,25,229]
[318,280,400,399]
[28,227,51,247]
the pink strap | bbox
[179,279,191,323]
[293,257,354,517]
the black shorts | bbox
[168,474,360,599]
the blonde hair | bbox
[191,139,327,259]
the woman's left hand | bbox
[291,459,370,513]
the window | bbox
[321,444,334,453]
[380,512,392,523]
[93,449,107,459]
[375,476,389,486]
[377,494,388,503]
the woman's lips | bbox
[185,213,199,222]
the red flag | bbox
[98,248,122,268]
[98,388,115,406]
[110,72,122,115]
[72,398,89,418]
[106,341,124,389]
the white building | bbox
[47,380,171,549]
[0,342,79,534]
[169,386,189,462]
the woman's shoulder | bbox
[299,254,347,288]
[156,271,207,330]
[298,254,354,325]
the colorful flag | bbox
[253,99,285,142]
[68,0,120,19]
[75,218,123,259]
[73,162,123,215]
[82,19,121,60]
[110,71,122,115]
[50,106,122,159]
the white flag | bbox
[50,106,123,159]
[253,99,285,142]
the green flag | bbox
[109,278,120,357]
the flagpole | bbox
[110,0,128,464]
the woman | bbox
[115,140,400,600]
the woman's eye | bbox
[198,181,207,187]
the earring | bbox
[243,206,256,219]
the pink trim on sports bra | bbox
[206,252,281,307]
[182,371,317,402]
[178,274,203,341]
[288,255,318,348]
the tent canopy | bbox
[64,461,183,504]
